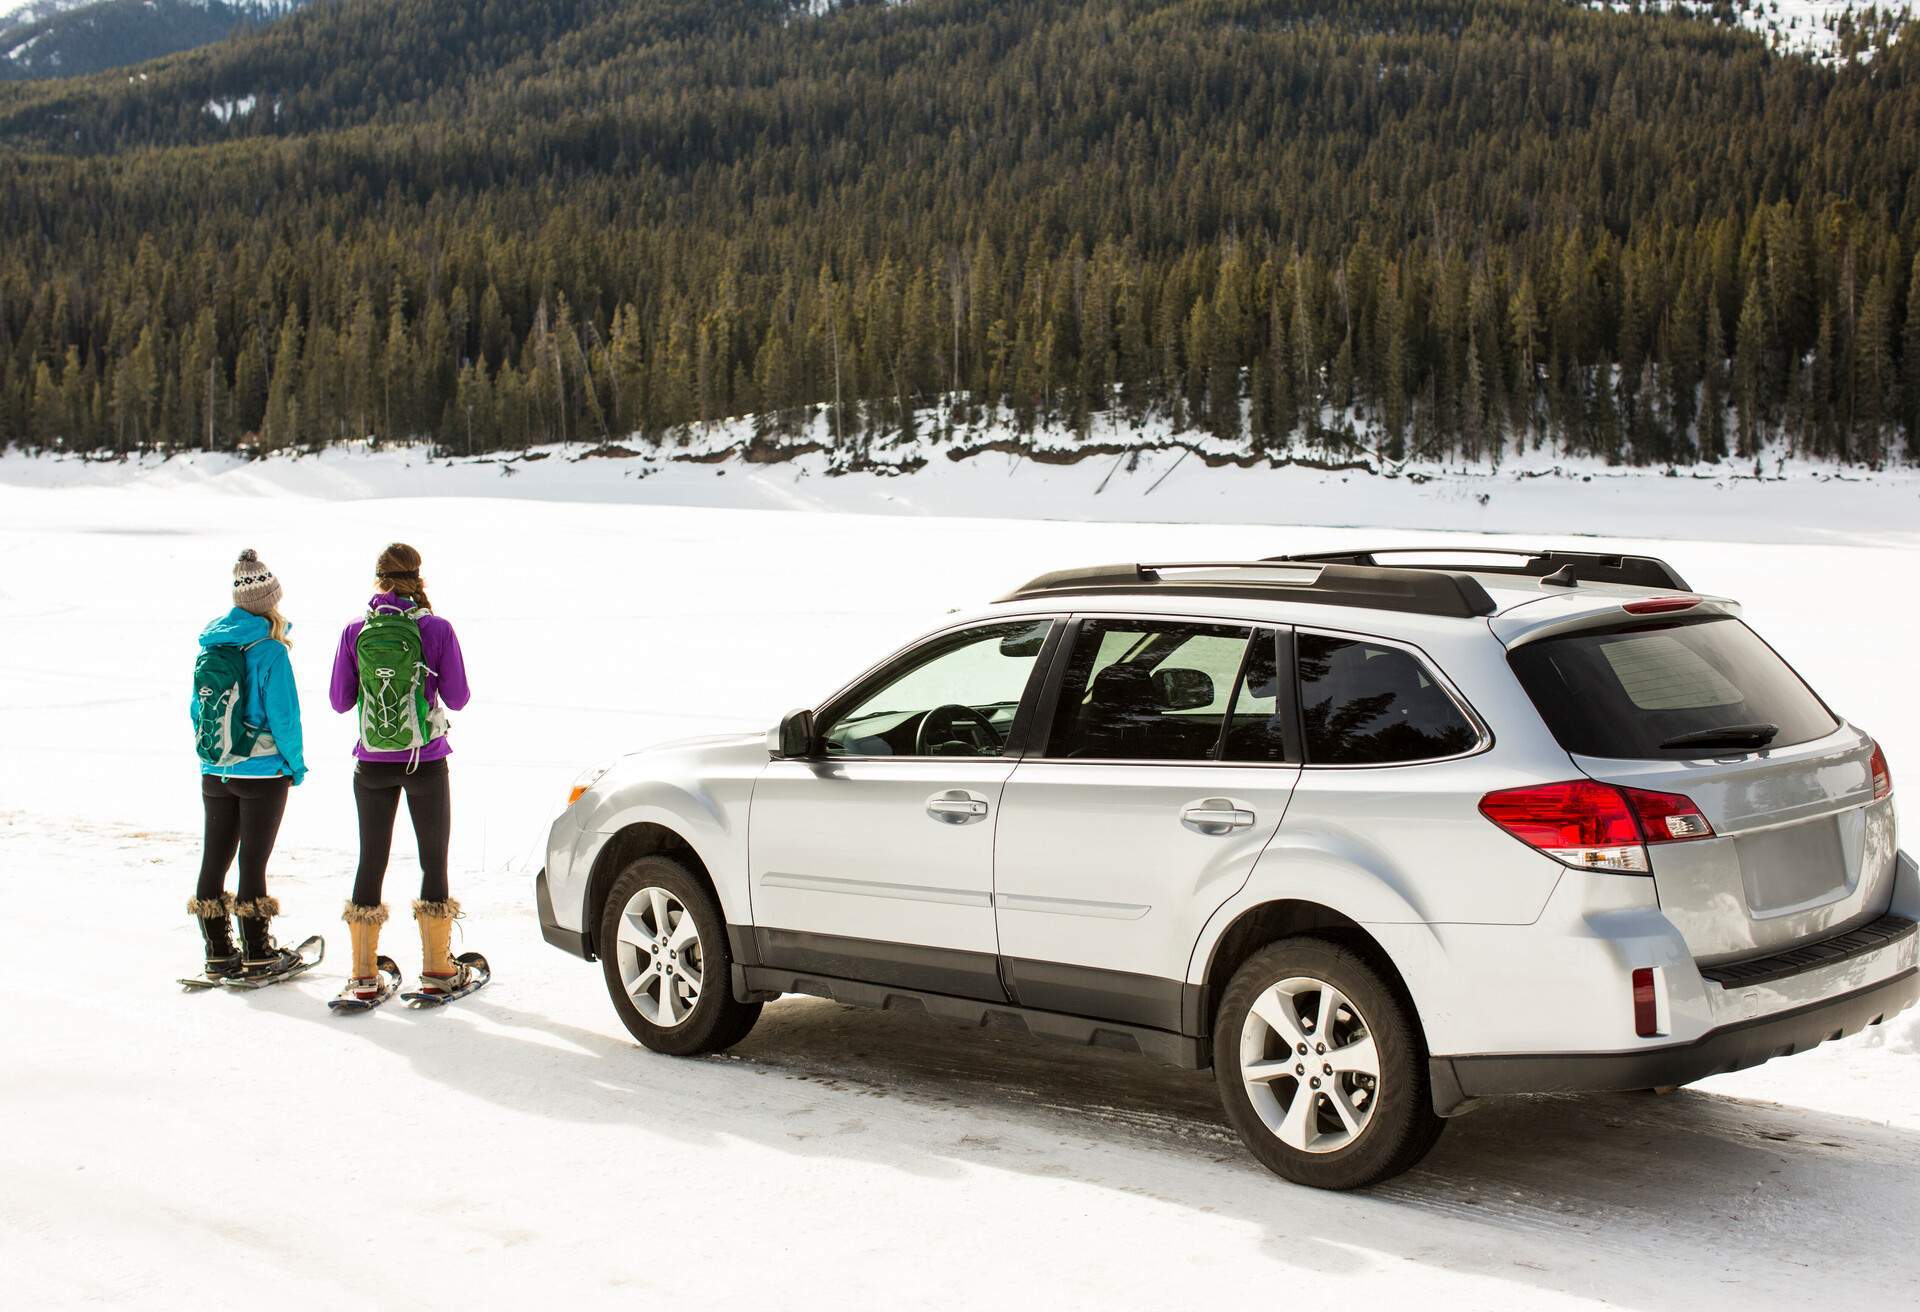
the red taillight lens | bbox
[1869,740,1891,801]
[1632,967,1661,1037]
[1479,780,1647,872]
[1622,595,1701,615]
[1479,780,1713,871]
[1621,786,1715,843]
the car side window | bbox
[1047,619,1253,761]
[820,620,1051,757]
[1297,633,1478,765]
[1221,630,1287,763]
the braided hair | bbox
[374,542,434,612]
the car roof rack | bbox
[1002,561,1498,619]
[1267,548,1690,592]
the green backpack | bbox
[193,641,265,766]
[356,605,443,753]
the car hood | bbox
[623,730,764,760]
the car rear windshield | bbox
[1508,616,1838,759]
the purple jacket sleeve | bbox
[433,619,471,711]
[330,625,360,713]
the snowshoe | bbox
[224,935,325,989]
[329,956,403,1013]
[402,952,491,1008]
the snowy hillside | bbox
[1,456,1916,1306]
[1591,0,1917,60]
[0,0,305,80]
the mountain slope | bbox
[0,0,1914,465]
[0,0,305,81]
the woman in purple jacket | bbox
[329,543,474,1006]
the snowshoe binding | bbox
[329,956,403,1013]
[402,952,491,1008]
[228,896,322,988]
[225,935,325,989]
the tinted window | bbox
[821,620,1050,757]
[1221,630,1289,763]
[1298,634,1478,765]
[1048,620,1252,761]
[1509,617,1838,759]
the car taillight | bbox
[1479,780,1713,873]
[1622,595,1701,615]
[1622,786,1716,842]
[1869,739,1891,800]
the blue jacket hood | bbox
[200,608,277,648]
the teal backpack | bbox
[356,604,444,753]
[193,641,268,766]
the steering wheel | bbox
[915,703,1003,756]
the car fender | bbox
[560,735,765,933]
[1184,830,1457,1044]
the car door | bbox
[993,618,1302,1030]
[750,617,1060,1001]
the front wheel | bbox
[1213,936,1443,1189]
[599,855,762,1056]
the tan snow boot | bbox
[338,902,389,1003]
[413,898,468,996]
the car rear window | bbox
[1509,616,1838,759]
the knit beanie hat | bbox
[232,549,284,615]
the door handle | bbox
[1182,800,1255,834]
[927,791,990,824]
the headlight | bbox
[567,761,614,807]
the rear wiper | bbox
[1660,723,1779,750]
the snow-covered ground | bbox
[1,453,1916,1308]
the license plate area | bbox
[1735,816,1850,915]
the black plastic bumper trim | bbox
[1431,966,1919,1113]
[1698,913,1915,989]
[535,868,589,960]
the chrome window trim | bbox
[1292,623,1493,770]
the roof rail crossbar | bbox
[1002,560,1498,619]
[1268,548,1690,592]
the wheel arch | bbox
[1188,899,1426,1049]
[582,821,719,959]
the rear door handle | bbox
[927,791,990,824]
[1182,800,1255,834]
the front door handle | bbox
[927,790,990,824]
[1182,800,1255,834]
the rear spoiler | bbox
[1491,594,1742,649]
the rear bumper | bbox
[535,868,590,959]
[1431,962,1919,1113]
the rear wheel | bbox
[599,855,762,1056]
[1213,936,1443,1189]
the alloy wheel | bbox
[1238,975,1381,1154]
[615,885,704,1027]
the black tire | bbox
[1212,936,1444,1189]
[599,855,762,1057]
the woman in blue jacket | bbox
[186,549,313,982]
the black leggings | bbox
[197,774,290,903]
[351,759,451,907]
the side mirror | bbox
[1153,667,1214,712]
[769,707,818,759]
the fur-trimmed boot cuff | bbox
[342,901,390,926]
[412,898,463,921]
[186,893,235,919]
[233,895,281,921]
